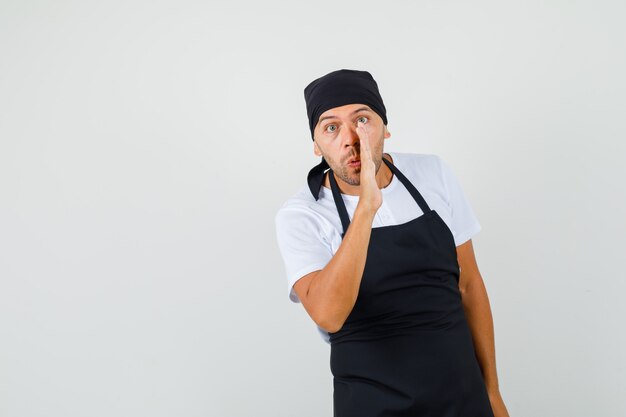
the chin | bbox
[346,174,360,186]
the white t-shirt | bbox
[274,151,482,344]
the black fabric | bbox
[307,158,330,201]
[304,69,388,200]
[304,69,388,139]
[327,157,495,417]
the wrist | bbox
[355,203,378,218]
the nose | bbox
[342,124,361,149]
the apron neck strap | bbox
[328,156,432,236]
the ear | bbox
[384,125,391,139]
[313,141,322,157]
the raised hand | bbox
[355,121,383,214]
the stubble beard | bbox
[330,146,384,186]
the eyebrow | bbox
[318,107,372,124]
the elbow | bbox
[320,322,342,334]
[325,323,343,334]
[317,314,345,334]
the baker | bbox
[275,69,509,417]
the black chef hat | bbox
[303,69,388,200]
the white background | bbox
[1,1,625,416]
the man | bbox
[275,69,509,417]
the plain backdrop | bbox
[1,1,625,416]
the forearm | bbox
[460,277,500,392]
[308,204,376,333]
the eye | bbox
[325,124,337,133]
[357,116,369,124]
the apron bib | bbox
[328,157,494,417]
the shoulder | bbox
[389,151,442,167]
[388,151,446,181]
[275,184,320,221]
[275,184,334,237]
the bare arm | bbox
[457,239,498,389]
[293,120,381,333]
[457,239,510,416]
[295,205,376,333]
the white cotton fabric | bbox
[274,152,482,344]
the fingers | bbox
[356,121,371,155]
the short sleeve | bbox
[275,207,333,303]
[437,156,482,246]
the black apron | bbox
[327,157,494,417]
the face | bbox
[313,103,391,187]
